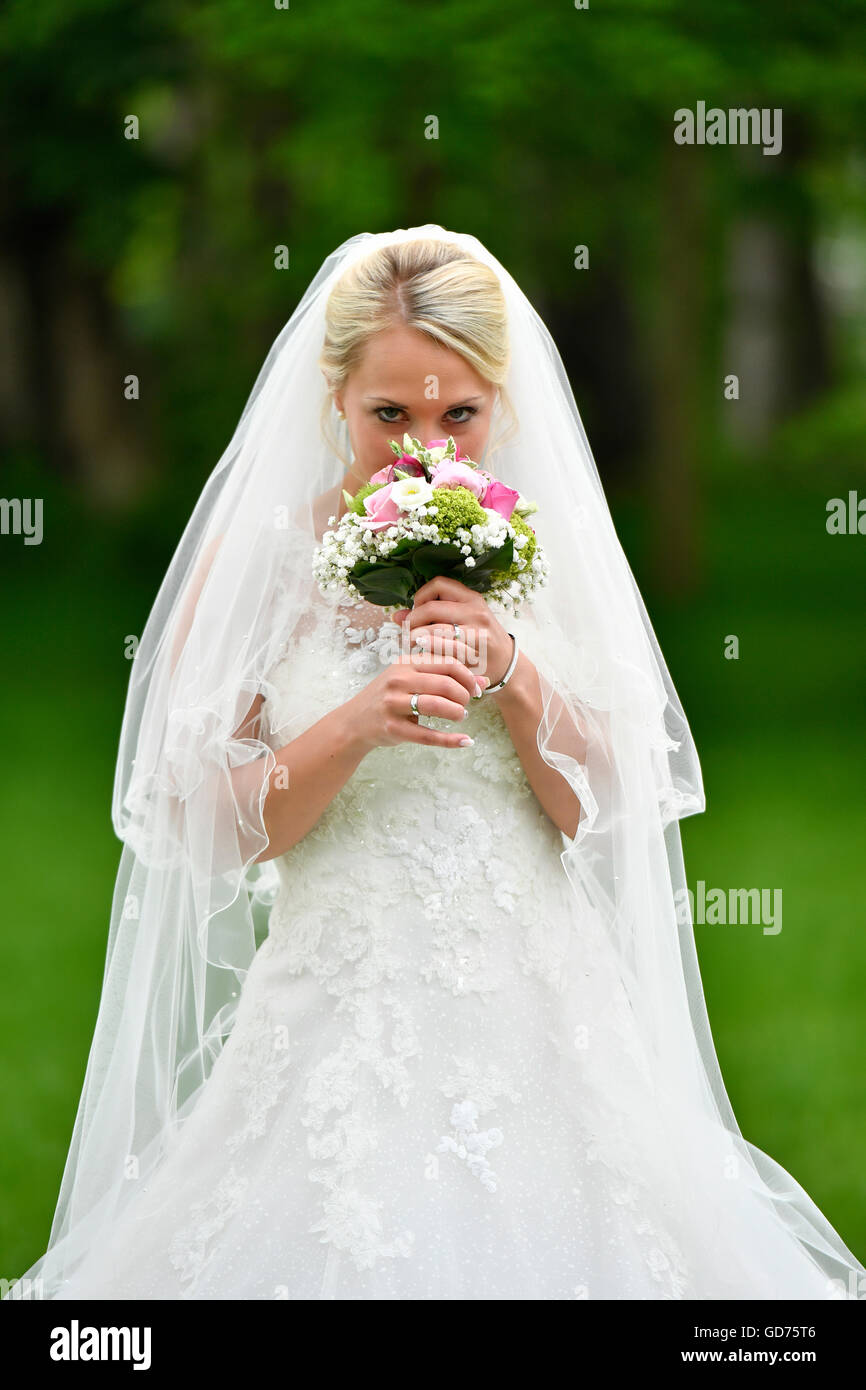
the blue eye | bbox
[375,407,403,423]
[445,406,476,423]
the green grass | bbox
[648,482,866,1261]
[680,733,866,1245]
[0,535,154,1281]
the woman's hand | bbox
[344,632,490,753]
[390,574,583,839]
[392,575,514,689]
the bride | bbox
[7,225,864,1300]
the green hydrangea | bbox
[505,510,538,582]
[428,485,488,534]
[349,482,381,515]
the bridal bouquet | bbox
[312,435,549,614]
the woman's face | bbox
[333,322,497,482]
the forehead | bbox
[352,324,489,397]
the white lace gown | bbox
[55,599,845,1301]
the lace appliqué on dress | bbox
[437,1102,504,1192]
[168,1165,252,1297]
[301,990,420,1271]
[225,1006,294,1154]
[577,1089,692,1299]
[435,1056,522,1195]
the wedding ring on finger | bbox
[409,692,421,720]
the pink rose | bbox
[480,478,520,520]
[430,461,485,496]
[361,483,401,529]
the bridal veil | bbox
[10,224,863,1299]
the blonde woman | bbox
[10,227,864,1301]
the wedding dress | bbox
[50,577,858,1299]
[8,226,863,1302]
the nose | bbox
[401,414,432,440]
[410,414,450,443]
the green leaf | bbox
[452,540,514,589]
[350,563,417,607]
[410,542,464,582]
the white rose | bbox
[391,477,434,510]
[514,495,538,516]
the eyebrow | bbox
[363,395,485,407]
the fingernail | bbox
[458,736,474,746]
[473,683,482,697]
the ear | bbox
[321,369,344,418]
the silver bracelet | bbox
[483,633,519,694]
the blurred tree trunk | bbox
[721,121,833,454]
[644,142,707,597]
[780,113,833,412]
[0,205,154,510]
[0,207,71,474]
[53,264,156,509]
[543,263,646,494]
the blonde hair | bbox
[319,237,516,464]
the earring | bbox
[335,405,345,419]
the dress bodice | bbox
[258,591,572,992]
[261,592,541,807]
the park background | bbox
[1,0,865,1280]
